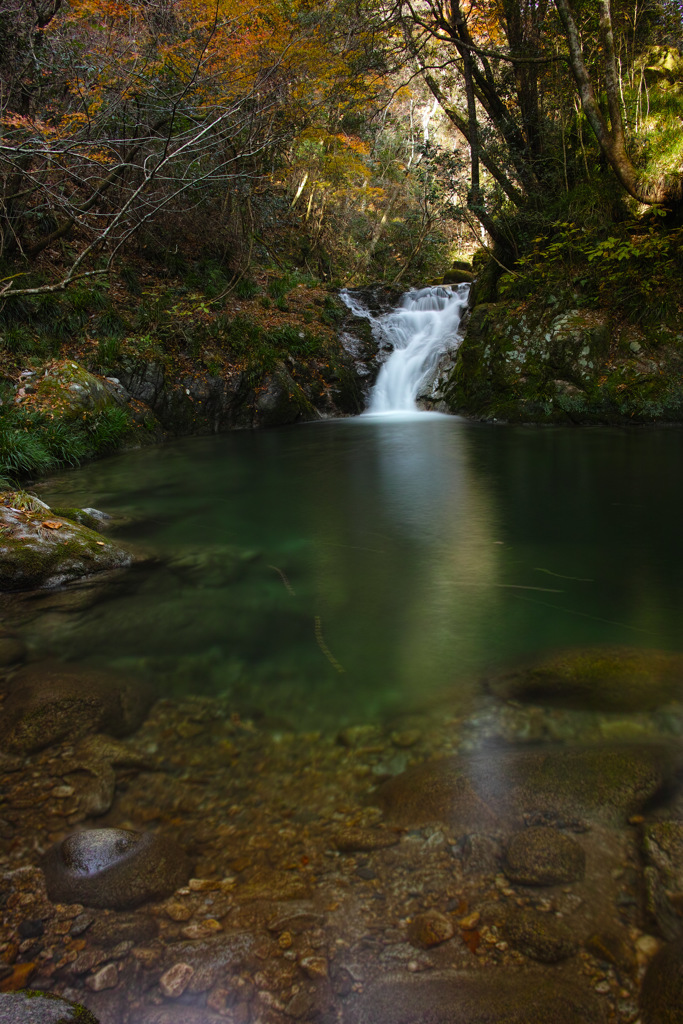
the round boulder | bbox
[0,990,100,1023]
[503,827,585,886]
[640,939,683,1023]
[41,828,193,910]
[502,908,578,963]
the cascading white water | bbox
[342,284,470,415]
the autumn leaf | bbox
[41,520,64,530]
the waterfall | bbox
[342,284,470,415]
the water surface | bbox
[34,417,683,731]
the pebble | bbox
[159,962,195,998]
[181,919,222,940]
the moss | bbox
[16,990,101,1024]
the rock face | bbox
[42,828,193,910]
[0,663,156,755]
[488,646,683,712]
[0,502,135,591]
[643,822,683,940]
[0,990,100,1023]
[443,295,683,424]
[640,939,683,1023]
[503,827,586,886]
[341,970,605,1024]
[376,746,670,828]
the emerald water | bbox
[34,417,683,732]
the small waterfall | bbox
[342,284,470,415]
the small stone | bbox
[181,919,222,940]
[86,962,119,991]
[69,912,95,938]
[53,786,76,798]
[390,730,421,748]
[637,933,663,961]
[337,725,381,748]
[165,901,193,922]
[160,962,195,998]
[458,912,480,930]
[594,981,611,995]
[408,910,455,949]
[189,878,219,892]
[299,956,328,978]
[503,828,585,886]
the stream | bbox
[3,287,683,1024]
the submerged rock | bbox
[502,827,586,886]
[640,939,683,1023]
[42,828,193,910]
[376,745,671,828]
[0,499,135,591]
[0,990,100,1023]
[0,663,156,755]
[501,907,578,963]
[487,646,683,712]
[341,969,605,1023]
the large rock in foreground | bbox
[376,745,671,828]
[0,498,134,591]
[0,990,100,1023]
[341,970,604,1024]
[42,828,192,910]
[640,939,683,1023]
[488,646,683,712]
[0,663,156,755]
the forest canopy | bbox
[0,0,682,292]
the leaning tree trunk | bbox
[553,0,683,211]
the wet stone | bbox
[503,827,585,886]
[341,969,606,1023]
[640,938,683,1023]
[86,963,119,991]
[501,907,578,963]
[159,961,194,998]
[41,828,192,910]
[407,910,455,949]
[0,991,100,1023]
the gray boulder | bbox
[41,828,192,910]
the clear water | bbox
[32,418,683,732]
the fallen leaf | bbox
[41,520,63,530]
[0,962,36,991]
[96,541,105,546]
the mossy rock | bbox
[0,500,135,591]
[0,990,100,1023]
[15,360,127,420]
[442,269,474,285]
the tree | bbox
[554,0,683,212]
